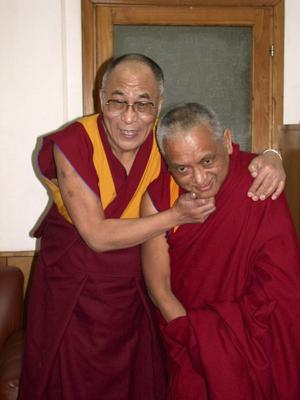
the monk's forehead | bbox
[110,60,155,81]
[105,61,161,98]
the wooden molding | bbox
[0,251,35,258]
[89,1,282,6]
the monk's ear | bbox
[223,128,233,155]
[157,96,164,117]
[99,89,105,111]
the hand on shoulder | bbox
[247,149,286,201]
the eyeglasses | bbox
[105,99,156,115]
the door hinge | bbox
[269,45,275,57]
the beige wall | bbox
[0,0,299,251]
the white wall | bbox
[0,0,82,251]
[0,0,299,251]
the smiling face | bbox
[100,61,163,161]
[164,125,233,199]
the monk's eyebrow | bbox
[201,152,216,160]
[110,90,151,100]
[137,92,151,100]
[110,90,125,96]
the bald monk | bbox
[142,102,299,400]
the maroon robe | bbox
[19,115,166,400]
[148,144,300,400]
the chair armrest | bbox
[0,267,24,351]
[0,330,23,400]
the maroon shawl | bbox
[148,144,300,400]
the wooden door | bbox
[82,0,284,152]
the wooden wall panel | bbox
[0,251,37,296]
[279,124,300,240]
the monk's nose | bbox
[193,168,207,185]
[121,104,138,124]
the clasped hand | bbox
[173,193,216,224]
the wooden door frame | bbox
[82,0,284,151]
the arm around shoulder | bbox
[54,145,211,252]
[141,191,186,322]
[247,149,286,201]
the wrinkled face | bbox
[100,61,163,158]
[164,125,233,199]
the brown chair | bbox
[0,267,24,400]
